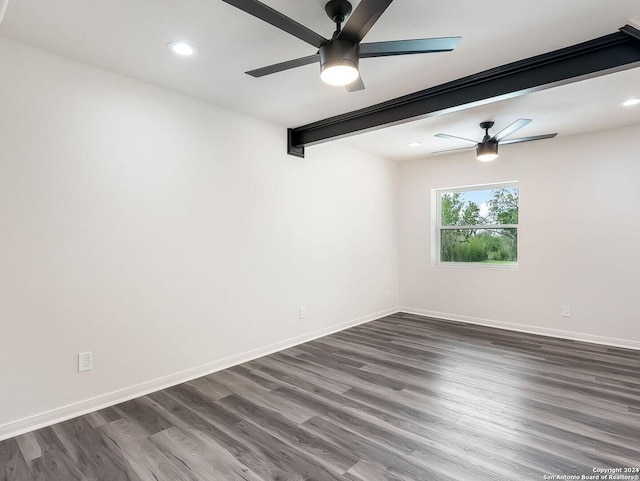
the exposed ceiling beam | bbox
[287,25,640,157]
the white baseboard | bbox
[399,307,640,351]
[0,307,399,441]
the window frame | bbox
[432,181,519,269]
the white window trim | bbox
[432,181,519,269]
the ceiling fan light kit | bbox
[476,140,498,161]
[319,40,360,86]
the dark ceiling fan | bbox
[221,0,461,91]
[435,119,558,161]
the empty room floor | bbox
[1,312,639,481]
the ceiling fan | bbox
[221,0,461,91]
[435,119,558,161]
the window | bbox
[434,182,518,266]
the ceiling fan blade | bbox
[246,54,320,77]
[492,118,532,142]
[346,76,365,92]
[499,133,558,145]
[337,0,393,44]
[432,146,476,154]
[435,133,478,145]
[221,0,328,48]
[359,37,461,57]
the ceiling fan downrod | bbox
[325,0,352,36]
[479,121,494,142]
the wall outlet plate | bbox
[562,305,572,318]
[78,352,93,372]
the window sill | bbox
[434,262,518,271]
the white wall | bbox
[398,124,640,347]
[0,37,399,435]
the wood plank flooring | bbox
[2,312,640,480]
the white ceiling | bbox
[1,0,639,160]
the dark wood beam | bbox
[288,26,640,157]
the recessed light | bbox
[408,142,422,147]
[622,98,640,107]
[168,41,197,57]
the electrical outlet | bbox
[562,305,572,318]
[299,306,306,319]
[385,289,390,299]
[78,352,93,372]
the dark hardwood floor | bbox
[2,312,640,480]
